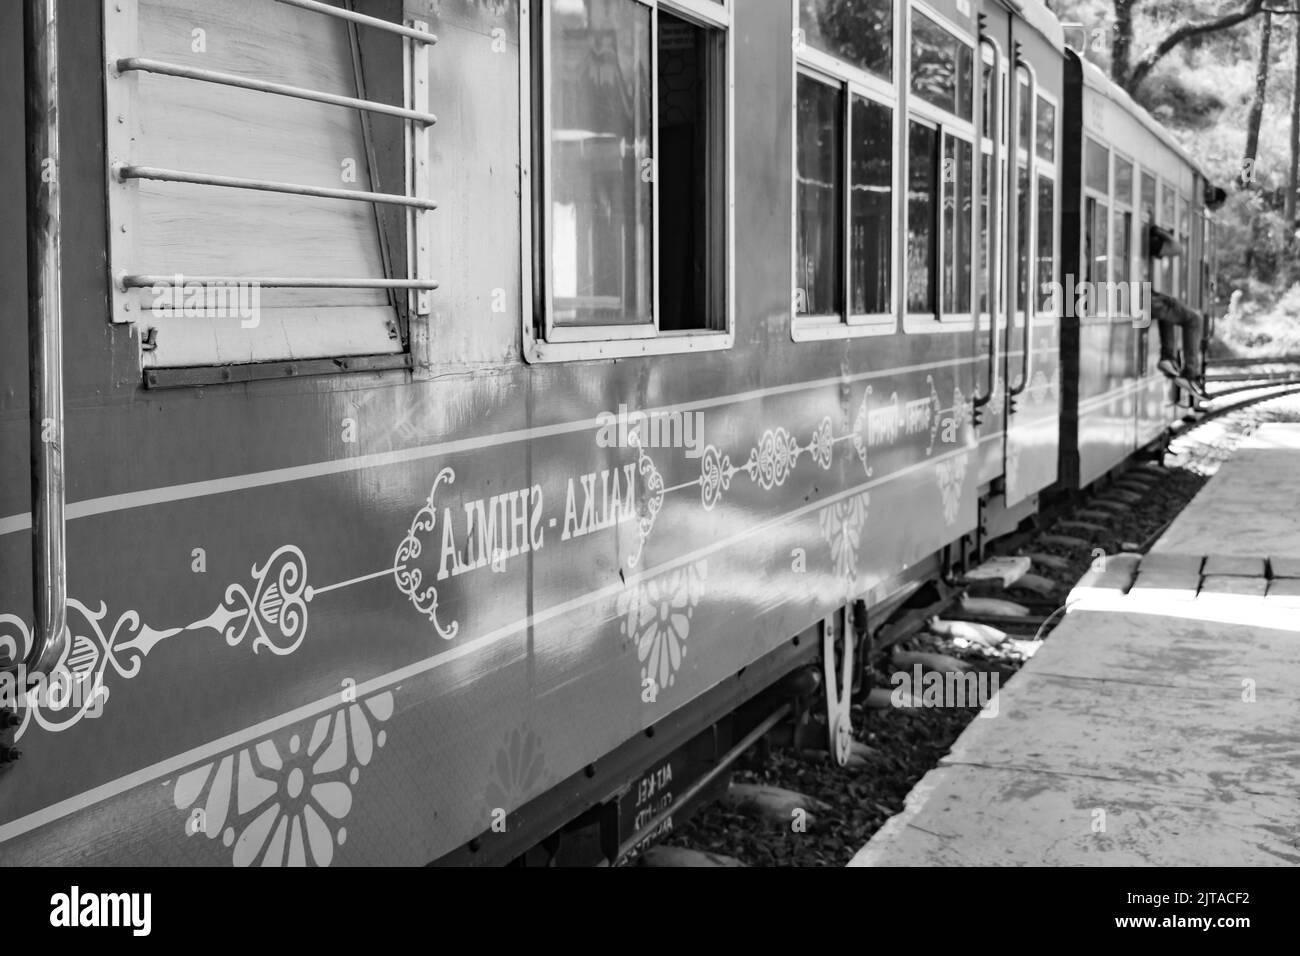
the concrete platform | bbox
[851,424,1300,867]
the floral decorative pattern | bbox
[484,726,547,819]
[698,418,835,513]
[617,561,708,694]
[818,492,871,599]
[627,430,666,568]
[936,452,970,526]
[393,467,459,639]
[173,691,394,866]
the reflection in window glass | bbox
[978,152,991,314]
[800,0,892,80]
[1114,157,1133,208]
[908,121,938,313]
[1084,197,1109,311]
[1177,196,1190,298]
[911,11,973,119]
[851,96,893,314]
[1140,172,1157,278]
[551,0,654,327]
[1113,209,1132,288]
[1017,163,1029,312]
[942,135,973,314]
[1036,175,1054,313]
[1085,137,1109,194]
[1018,79,1030,152]
[1161,184,1176,225]
[796,73,843,316]
[1036,96,1055,162]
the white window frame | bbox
[903,1,977,335]
[1110,149,1136,319]
[1031,86,1059,328]
[520,0,736,364]
[791,0,901,342]
[976,40,1007,336]
[1082,134,1111,320]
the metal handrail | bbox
[115,57,438,126]
[12,0,69,677]
[972,21,1001,412]
[121,274,439,290]
[274,0,438,44]
[1008,49,1036,400]
[115,164,438,210]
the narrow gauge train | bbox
[0,0,1218,866]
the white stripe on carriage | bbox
[0,356,976,538]
[0,441,975,846]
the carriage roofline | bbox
[1074,50,1218,193]
[1013,0,1067,53]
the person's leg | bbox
[1176,303,1205,379]
[1150,293,1180,376]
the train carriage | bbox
[0,0,1215,866]
[1059,49,1218,490]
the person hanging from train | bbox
[1147,224,1209,402]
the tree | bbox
[1122,0,1269,95]
[1243,10,1274,189]
[1111,0,1137,87]
[1288,21,1299,225]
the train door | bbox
[1002,26,1061,506]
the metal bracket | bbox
[822,615,853,767]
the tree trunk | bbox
[1288,21,1299,227]
[1112,0,1135,87]
[1243,11,1273,190]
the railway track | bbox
[639,380,1300,867]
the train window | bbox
[942,136,973,314]
[1018,78,1031,153]
[910,10,973,121]
[1084,198,1109,305]
[1113,157,1134,299]
[1016,163,1030,316]
[1085,138,1109,194]
[793,1,897,337]
[532,0,732,356]
[796,73,845,318]
[1178,196,1191,301]
[907,120,939,314]
[104,0,429,374]
[851,96,895,315]
[1140,172,1157,280]
[1115,157,1134,208]
[1035,96,1055,163]
[1036,174,1054,313]
[800,0,893,81]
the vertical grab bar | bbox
[1008,50,1037,402]
[12,0,69,676]
[973,19,1001,414]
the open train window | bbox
[1082,137,1110,318]
[1159,183,1177,296]
[977,44,1007,322]
[1033,91,1058,317]
[104,0,431,383]
[1139,171,1157,280]
[792,1,897,340]
[904,6,975,330]
[1112,156,1134,307]
[525,0,733,362]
